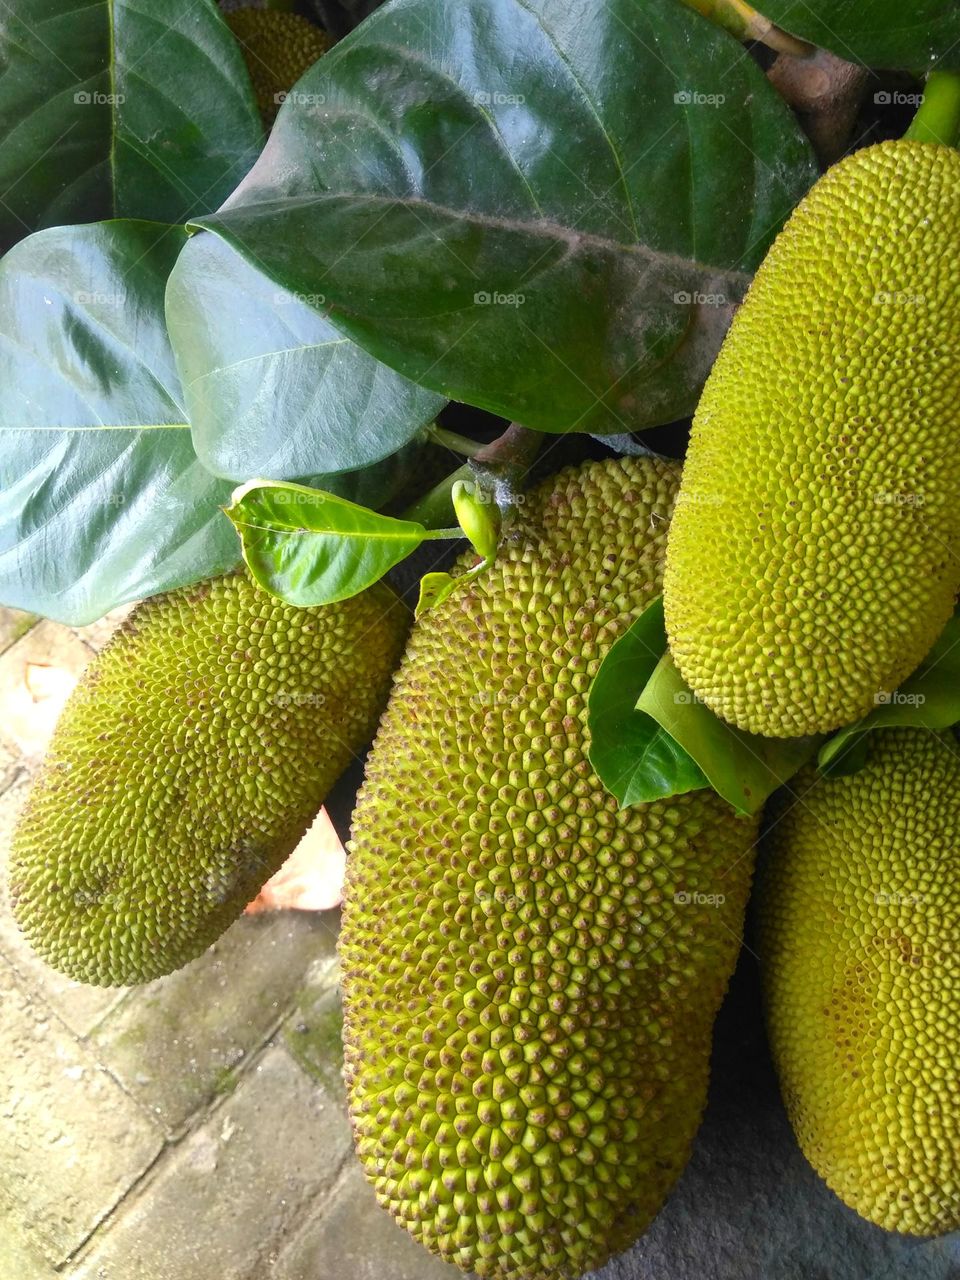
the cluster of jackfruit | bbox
[226,7,330,126]
[7,117,960,1280]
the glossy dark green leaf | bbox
[226,479,462,606]
[759,0,960,70]
[818,615,960,774]
[0,220,240,624]
[0,0,262,253]
[587,598,708,807]
[193,0,816,433]
[165,230,445,481]
[636,655,822,814]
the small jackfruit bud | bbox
[452,479,500,560]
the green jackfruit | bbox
[340,457,760,1280]
[9,573,407,986]
[226,7,330,126]
[664,141,960,738]
[757,728,960,1234]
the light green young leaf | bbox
[416,573,460,617]
[636,655,822,815]
[226,480,461,606]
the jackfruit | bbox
[340,457,761,1280]
[664,141,960,738]
[226,7,330,126]
[9,572,407,986]
[757,728,960,1234]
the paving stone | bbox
[90,911,340,1135]
[73,1044,352,1280]
[0,768,30,846]
[0,606,38,656]
[0,1212,58,1280]
[0,619,94,758]
[283,963,344,1097]
[275,1160,466,1280]
[0,733,22,792]
[0,957,164,1267]
[0,777,126,1038]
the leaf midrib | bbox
[202,190,755,286]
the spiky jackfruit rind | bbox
[340,458,760,1280]
[9,573,407,986]
[757,728,960,1234]
[226,8,330,126]
[664,141,960,738]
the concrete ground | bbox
[2,607,959,1280]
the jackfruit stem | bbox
[679,0,814,58]
[472,422,544,490]
[767,48,868,166]
[905,71,960,149]
[402,464,474,529]
[403,423,543,532]
[425,424,484,458]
